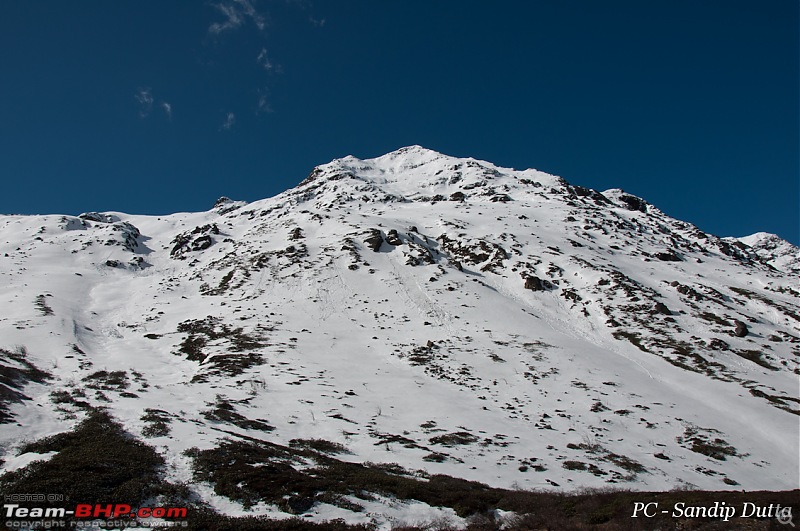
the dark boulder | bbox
[489,194,513,202]
[524,276,543,291]
[523,275,552,291]
[655,250,682,262]
[733,319,749,337]
[654,302,672,315]
[285,496,314,515]
[170,235,191,258]
[385,229,403,246]
[617,193,648,213]
[191,235,213,251]
[364,229,384,252]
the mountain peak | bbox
[295,146,564,208]
[332,145,452,172]
[377,144,443,158]
[738,232,786,246]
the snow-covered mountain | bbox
[1,146,798,527]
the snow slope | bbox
[0,146,798,525]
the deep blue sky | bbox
[1,1,797,244]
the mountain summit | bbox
[0,147,797,526]
[297,145,566,206]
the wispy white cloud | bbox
[134,88,154,118]
[135,88,173,121]
[256,48,273,71]
[209,3,243,34]
[257,88,272,114]
[221,112,236,130]
[285,0,325,28]
[202,1,320,119]
[209,0,265,34]
[161,102,173,121]
[236,0,265,30]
